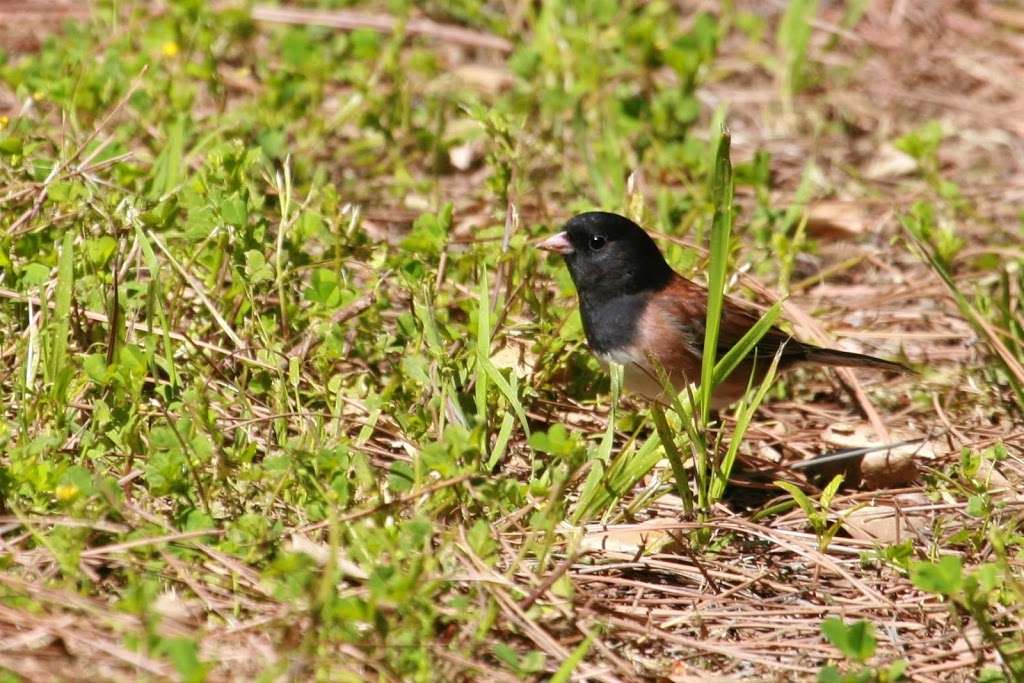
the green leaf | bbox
[594,362,623,464]
[519,650,546,674]
[82,353,110,384]
[775,480,815,517]
[467,519,496,562]
[978,666,1008,683]
[816,665,842,683]
[965,494,986,517]
[403,203,453,255]
[243,250,273,284]
[486,412,516,470]
[884,659,908,681]
[84,235,118,267]
[894,120,944,163]
[821,617,876,663]
[133,227,178,389]
[0,134,23,154]
[184,509,215,532]
[156,637,207,683]
[492,642,519,669]
[388,461,415,493]
[528,424,577,457]
[911,555,963,596]
[22,262,50,287]
[971,562,1002,595]
[820,473,844,509]
[219,193,247,226]
[551,632,594,683]
[304,268,351,307]
[58,465,94,499]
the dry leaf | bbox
[860,448,920,489]
[451,63,514,94]
[806,200,869,239]
[287,533,369,579]
[153,590,193,622]
[490,344,535,378]
[581,521,677,555]
[403,193,431,211]
[671,673,744,683]
[288,533,331,565]
[864,144,918,180]
[759,443,783,463]
[844,504,930,543]
[804,423,942,489]
[448,141,478,171]
[973,459,1021,501]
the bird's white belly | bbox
[595,348,672,400]
[595,349,743,409]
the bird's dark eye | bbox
[589,235,607,251]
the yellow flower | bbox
[161,41,179,58]
[0,115,8,128]
[55,483,80,502]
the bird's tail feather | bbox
[802,346,912,374]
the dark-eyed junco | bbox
[538,211,908,409]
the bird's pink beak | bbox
[537,232,574,255]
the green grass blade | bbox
[485,412,515,470]
[700,128,733,423]
[774,480,815,517]
[574,459,606,523]
[134,226,179,389]
[480,358,530,439]
[707,105,728,184]
[777,0,820,99]
[651,404,694,515]
[571,432,662,523]
[475,267,491,425]
[355,401,382,447]
[48,230,74,385]
[148,115,185,199]
[647,357,707,513]
[711,301,782,388]
[413,294,444,355]
[551,632,595,683]
[594,362,623,464]
[709,347,783,502]
[904,223,1024,408]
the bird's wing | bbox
[659,276,806,363]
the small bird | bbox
[538,211,908,409]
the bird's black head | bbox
[538,211,673,300]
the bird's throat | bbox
[578,290,650,358]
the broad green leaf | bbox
[821,617,876,663]
[911,556,963,596]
